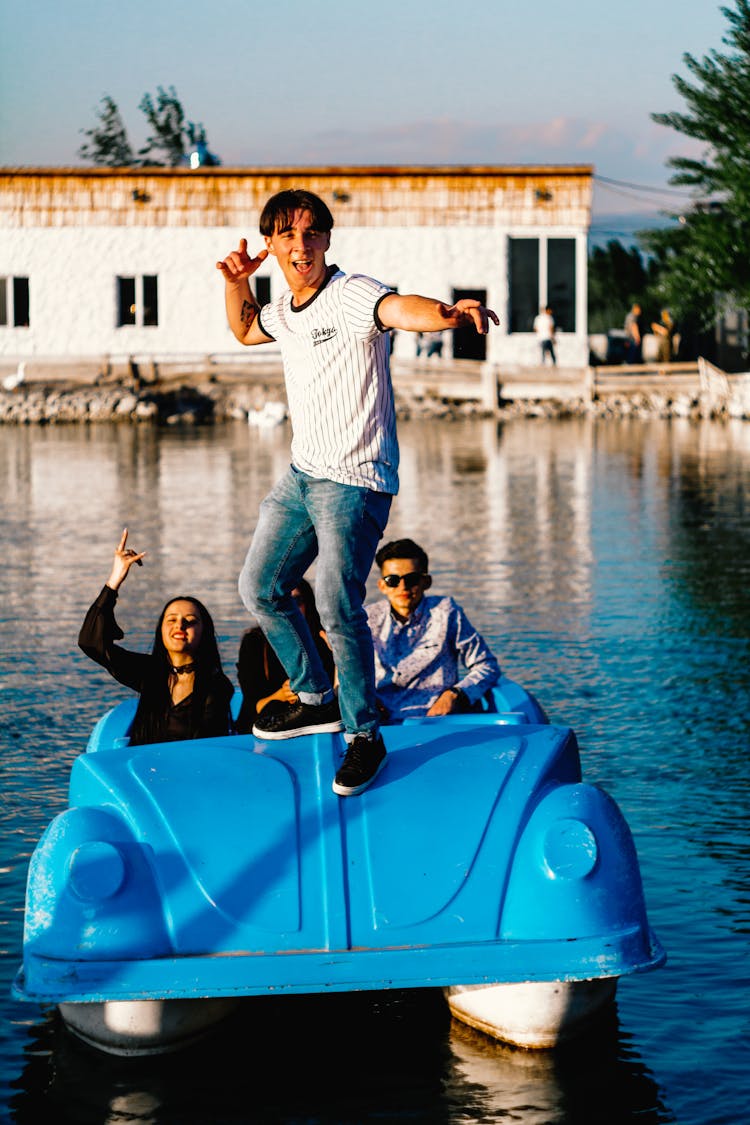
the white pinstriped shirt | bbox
[257,266,399,493]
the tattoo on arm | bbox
[240,299,259,327]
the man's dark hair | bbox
[259,189,334,237]
[375,539,429,573]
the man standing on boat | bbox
[533,305,557,366]
[216,189,498,796]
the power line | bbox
[593,173,692,197]
[593,179,684,211]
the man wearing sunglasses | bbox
[367,538,500,722]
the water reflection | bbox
[6,416,747,662]
[2,415,750,1124]
[9,992,670,1125]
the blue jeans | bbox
[239,467,392,738]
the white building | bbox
[0,166,592,370]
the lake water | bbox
[1,415,749,1125]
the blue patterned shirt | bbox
[366,594,500,721]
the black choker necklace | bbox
[169,662,196,676]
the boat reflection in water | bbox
[9,992,671,1125]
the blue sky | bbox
[0,0,731,225]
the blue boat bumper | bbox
[14,928,665,1004]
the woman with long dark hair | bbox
[79,529,234,745]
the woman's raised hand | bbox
[106,528,146,591]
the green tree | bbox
[588,240,653,333]
[77,96,135,166]
[138,86,189,166]
[78,87,219,168]
[643,0,750,327]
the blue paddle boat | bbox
[13,677,665,1054]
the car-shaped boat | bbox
[14,677,665,1054]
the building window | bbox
[142,275,158,326]
[508,239,539,333]
[508,238,577,332]
[117,277,136,326]
[254,276,271,307]
[548,239,576,332]
[0,276,30,326]
[116,275,158,327]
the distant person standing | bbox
[533,305,556,365]
[651,308,675,363]
[624,302,643,364]
[424,330,444,358]
[415,330,444,359]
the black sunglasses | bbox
[382,571,426,589]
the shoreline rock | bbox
[0,378,744,425]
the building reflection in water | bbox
[2,412,749,738]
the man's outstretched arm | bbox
[377,293,499,336]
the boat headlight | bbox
[542,818,598,879]
[68,841,126,901]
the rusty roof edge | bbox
[0,164,594,179]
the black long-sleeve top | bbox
[79,585,234,745]
[235,625,335,734]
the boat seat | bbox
[85,698,136,753]
[229,677,547,728]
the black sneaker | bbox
[332,734,387,797]
[252,698,344,740]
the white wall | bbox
[0,222,589,366]
[1,227,245,360]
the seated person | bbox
[367,538,500,722]
[235,577,335,734]
[79,528,234,745]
